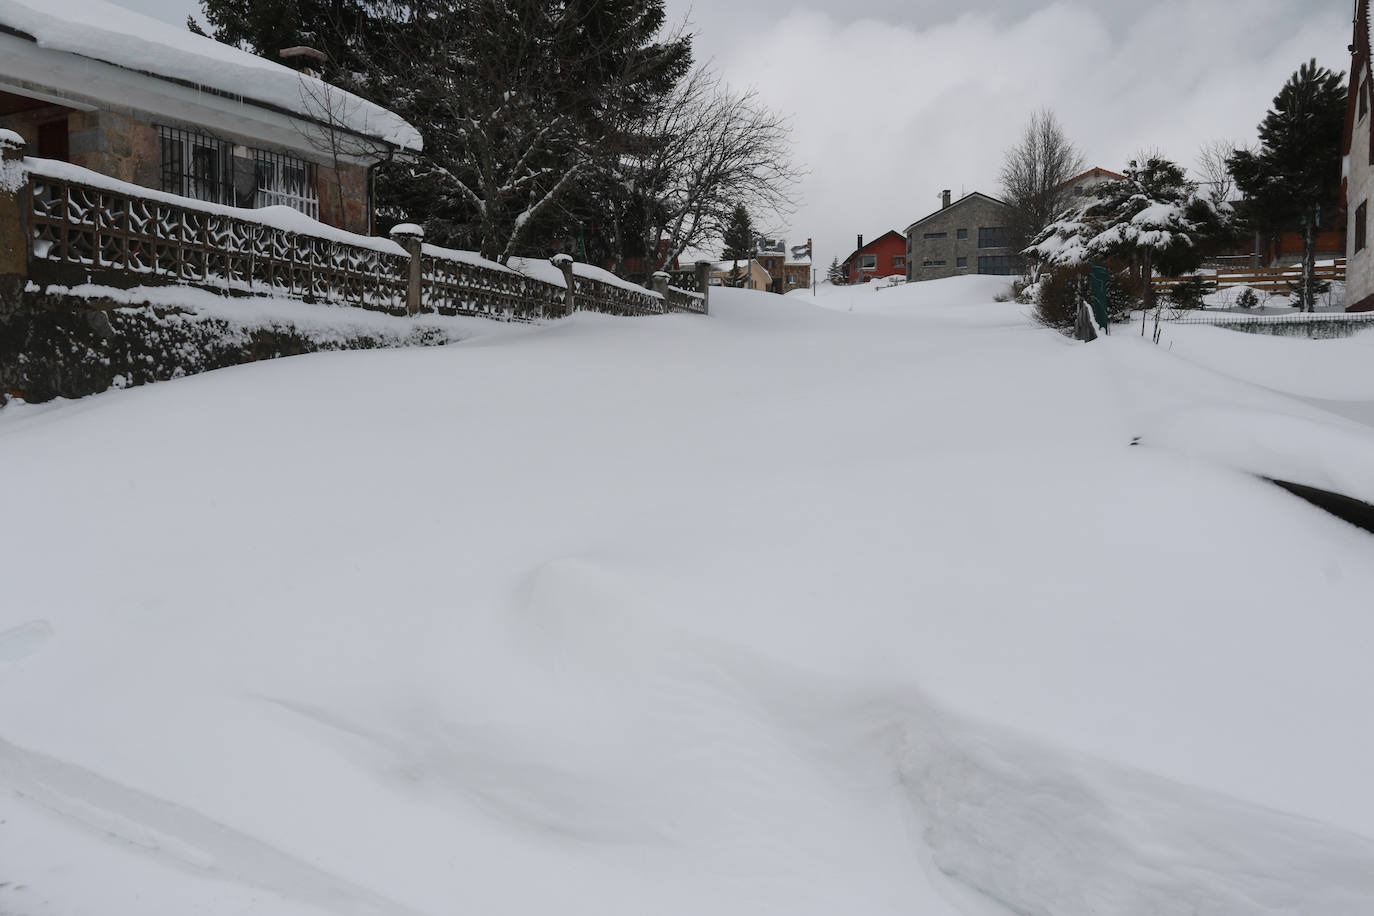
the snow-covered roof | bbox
[0,0,422,152]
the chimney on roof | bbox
[857,233,863,250]
[941,189,952,209]
[280,46,328,78]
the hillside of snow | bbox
[3,276,1374,915]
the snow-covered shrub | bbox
[1236,288,1260,310]
[1167,275,1209,310]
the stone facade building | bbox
[753,237,812,293]
[904,191,1020,282]
[1345,0,1374,311]
[0,0,420,234]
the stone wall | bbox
[318,160,371,235]
[1,100,372,234]
[905,195,1019,282]
[0,289,456,405]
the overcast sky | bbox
[127,0,1351,268]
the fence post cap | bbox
[550,253,573,265]
[651,270,670,279]
[0,128,24,160]
[388,222,424,241]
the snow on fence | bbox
[1163,310,1374,338]
[4,150,707,320]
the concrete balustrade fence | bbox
[0,143,709,321]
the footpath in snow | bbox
[2,276,1373,915]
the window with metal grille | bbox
[977,255,1019,275]
[254,150,318,219]
[159,126,231,204]
[978,226,1011,249]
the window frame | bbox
[253,149,319,220]
[158,125,232,205]
[978,226,1010,249]
[1357,201,1368,253]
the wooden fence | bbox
[8,154,707,321]
[1151,261,1346,295]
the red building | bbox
[840,230,906,283]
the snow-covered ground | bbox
[3,276,1374,915]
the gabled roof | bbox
[0,0,421,152]
[903,192,1009,234]
[1061,166,1125,186]
[839,229,904,267]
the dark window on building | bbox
[1357,201,1368,253]
[894,255,906,268]
[977,255,1019,275]
[159,126,231,205]
[956,228,968,240]
[860,253,877,270]
[956,256,968,268]
[923,232,947,239]
[1362,77,1369,120]
[978,226,1010,249]
[922,259,946,268]
[37,119,69,162]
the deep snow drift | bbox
[3,277,1373,915]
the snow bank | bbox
[3,284,1374,915]
[0,0,421,151]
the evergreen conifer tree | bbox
[827,256,845,285]
[1228,59,1346,311]
[721,205,754,287]
[1026,156,1222,337]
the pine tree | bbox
[1026,156,1222,337]
[195,0,692,263]
[191,0,376,83]
[721,204,754,287]
[1228,59,1346,311]
[826,256,845,285]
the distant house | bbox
[708,258,771,291]
[1061,166,1124,198]
[0,0,421,234]
[1346,0,1374,311]
[840,230,905,283]
[904,191,1019,282]
[752,236,812,293]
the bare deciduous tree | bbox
[1195,139,1238,209]
[294,75,397,231]
[999,109,1085,266]
[600,65,800,276]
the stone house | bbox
[840,230,905,283]
[1345,0,1374,311]
[0,0,421,235]
[753,236,812,293]
[904,191,1019,282]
